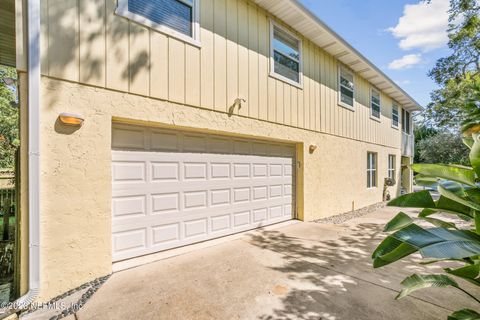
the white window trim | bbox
[116,0,201,47]
[367,152,377,189]
[338,66,355,111]
[391,104,399,130]
[269,20,303,89]
[370,88,381,122]
[388,154,396,182]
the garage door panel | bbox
[112,198,291,233]
[112,126,295,262]
[112,178,293,194]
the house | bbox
[1,0,420,303]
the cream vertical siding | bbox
[21,0,411,301]
[41,0,403,148]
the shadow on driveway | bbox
[247,219,477,320]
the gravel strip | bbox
[20,274,110,320]
[314,202,387,225]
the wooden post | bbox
[2,198,11,241]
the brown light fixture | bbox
[309,144,318,154]
[58,113,84,126]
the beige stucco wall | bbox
[36,77,402,300]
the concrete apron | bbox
[76,207,477,320]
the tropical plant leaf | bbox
[375,225,480,265]
[421,240,480,259]
[448,309,480,320]
[422,217,457,229]
[439,185,480,212]
[445,264,480,286]
[463,136,475,149]
[439,180,468,196]
[388,191,436,208]
[469,133,480,178]
[414,174,438,187]
[384,212,413,232]
[465,189,480,204]
[372,236,417,268]
[418,208,437,218]
[419,259,464,265]
[396,274,458,300]
[411,163,476,187]
[476,213,480,235]
[436,196,474,219]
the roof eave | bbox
[254,0,423,112]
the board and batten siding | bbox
[40,0,402,148]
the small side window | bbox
[392,104,399,128]
[367,152,377,188]
[370,89,381,120]
[270,22,302,86]
[339,67,355,110]
[388,155,396,181]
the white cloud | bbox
[395,80,412,85]
[388,0,449,51]
[388,54,422,70]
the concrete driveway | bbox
[76,207,477,320]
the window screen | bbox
[367,152,377,188]
[272,25,301,83]
[128,0,193,36]
[392,105,399,127]
[371,90,381,119]
[340,69,354,108]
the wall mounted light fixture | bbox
[309,144,317,154]
[58,113,84,126]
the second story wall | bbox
[40,0,404,148]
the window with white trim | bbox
[339,67,355,109]
[270,22,302,85]
[388,154,396,180]
[392,104,399,128]
[367,152,377,188]
[371,89,381,119]
[402,109,411,134]
[116,0,200,44]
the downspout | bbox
[14,0,41,308]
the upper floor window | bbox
[339,67,355,110]
[392,104,399,128]
[370,89,381,120]
[402,109,411,134]
[270,22,302,86]
[116,0,200,46]
[367,152,377,188]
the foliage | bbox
[424,0,480,129]
[0,66,19,169]
[372,133,480,318]
[417,132,470,165]
[414,124,439,163]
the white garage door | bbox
[111,125,295,262]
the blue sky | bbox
[299,0,452,107]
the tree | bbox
[0,66,19,169]
[424,0,480,129]
[414,123,439,163]
[417,132,470,165]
